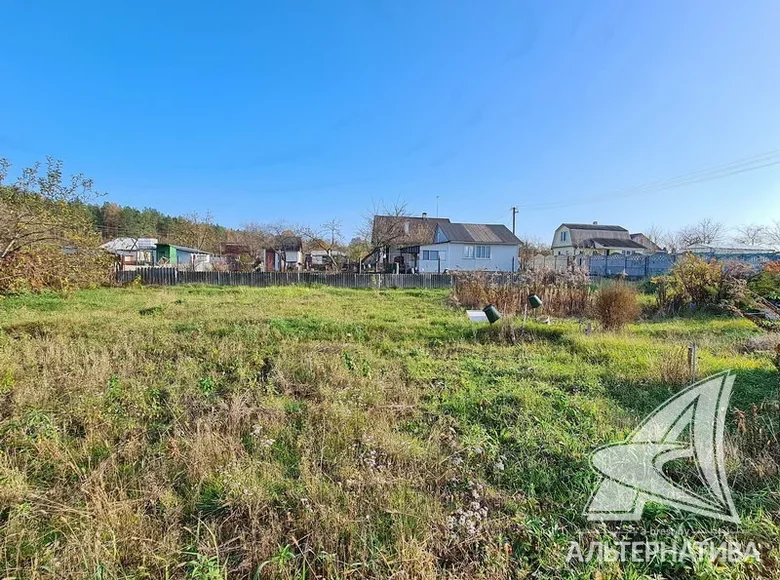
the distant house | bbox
[414,222,521,273]
[100,237,157,267]
[100,237,211,270]
[155,243,211,270]
[264,234,303,271]
[630,233,664,253]
[307,249,347,270]
[366,213,450,270]
[219,243,253,272]
[678,244,778,256]
[551,223,655,256]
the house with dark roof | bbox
[551,222,658,256]
[366,213,450,270]
[413,222,522,272]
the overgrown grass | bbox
[0,286,778,578]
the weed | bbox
[198,376,218,397]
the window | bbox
[475,245,491,259]
[560,231,568,242]
[463,245,475,259]
[423,250,446,261]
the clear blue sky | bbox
[2,0,780,242]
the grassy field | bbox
[0,286,778,579]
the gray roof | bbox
[585,237,647,249]
[562,223,628,232]
[437,223,521,245]
[100,237,158,252]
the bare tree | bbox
[656,229,682,253]
[359,200,411,267]
[231,222,273,268]
[733,223,767,246]
[297,218,345,270]
[262,221,302,271]
[517,234,550,262]
[644,224,664,245]
[677,219,726,248]
[765,220,780,250]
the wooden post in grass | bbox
[522,301,528,332]
[688,343,698,381]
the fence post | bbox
[688,343,698,381]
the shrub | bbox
[750,262,780,300]
[592,282,641,330]
[653,254,750,314]
[0,247,115,294]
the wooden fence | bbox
[117,269,455,289]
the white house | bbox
[551,223,655,256]
[415,222,521,273]
[100,237,158,267]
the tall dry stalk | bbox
[451,267,592,317]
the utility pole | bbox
[510,206,519,273]
[436,195,440,218]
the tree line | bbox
[0,157,375,273]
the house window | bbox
[475,245,491,259]
[422,250,443,260]
[560,231,568,242]
[463,245,475,259]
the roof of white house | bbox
[584,237,648,250]
[561,223,628,232]
[100,237,158,252]
[434,222,521,245]
[555,223,631,246]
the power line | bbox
[520,148,780,211]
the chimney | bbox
[593,221,598,225]
[422,212,428,219]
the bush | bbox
[750,262,780,300]
[653,254,750,314]
[0,247,115,294]
[592,282,641,330]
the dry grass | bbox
[592,282,641,330]
[0,286,778,579]
[451,269,592,317]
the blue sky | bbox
[2,0,780,242]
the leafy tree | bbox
[0,157,102,258]
[0,157,113,293]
